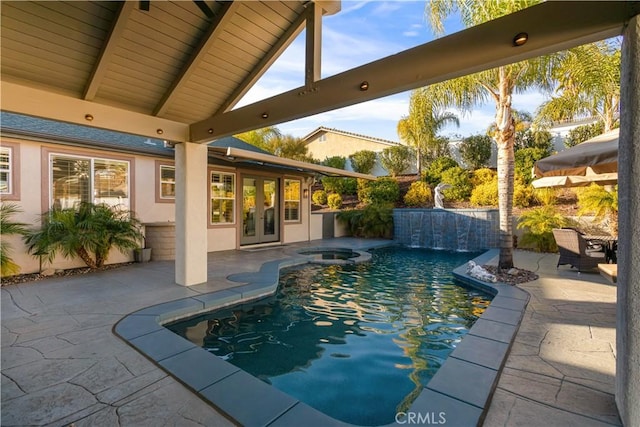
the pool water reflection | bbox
[167,247,492,426]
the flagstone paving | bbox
[484,251,619,426]
[1,240,619,426]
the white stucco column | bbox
[175,141,208,286]
[617,14,640,427]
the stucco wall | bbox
[1,136,315,275]
[306,132,397,161]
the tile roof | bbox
[301,126,402,147]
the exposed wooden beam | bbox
[214,9,307,115]
[153,1,240,117]
[83,1,136,101]
[193,0,215,19]
[305,2,322,87]
[3,82,189,142]
[191,1,640,142]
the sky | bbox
[235,1,547,142]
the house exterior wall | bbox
[304,130,405,176]
[306,131,398,161]
[1,136,313,275]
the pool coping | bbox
[113,248,529,427]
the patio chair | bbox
[553,228,606,272]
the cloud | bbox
[512,90,547,114]
[371,1,404,16]
[277,94,410,140]
[338,1,374,15]
[403,30,420,37]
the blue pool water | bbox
[167,247,492,426]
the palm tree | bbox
[0,204,28,277]
[426,0,554,269]
[235,126,283,152]
[271,134,313,161]
[24,203,142,269]
[577,184,618,236]
[535,41,620,132]
[397,88,459,177]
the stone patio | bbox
[1,239,619,426]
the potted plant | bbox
[134,234,152,263]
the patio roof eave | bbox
[212,146,376,180]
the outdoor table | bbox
[584,235,618,263]
[598,264,617,284]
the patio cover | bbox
[208,142,376,180]
[532,129,618,188]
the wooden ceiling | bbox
[1,2,322,129]
[1,1,639,144]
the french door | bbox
[241,176,279,245]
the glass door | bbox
[241,176,279,245]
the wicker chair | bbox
[552,228,606,272]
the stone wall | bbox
[393,209,500,251]
[144,223,175,261]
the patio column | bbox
[175,141,208,286]
[617,14,640,427]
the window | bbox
[211,171,235,224]
[50,154,130,209]
[160,165,175,199]
[319,134,327,142]
[284,179,300,222]
[0,146,11,195]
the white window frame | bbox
[210,171,236,225]
[284,178,301,222]
[0,146,12,195]
[49,153,130,210]
[159,165,176,200]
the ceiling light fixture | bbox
[513,32,528,47]
[359,81,369,91]
[208,128,214,134]
[156,128,164,135]
[261,112,269,119]
[84,114,94,121]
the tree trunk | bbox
[496,67,515,270]
[416,147,422,178]
[77,247,98,269]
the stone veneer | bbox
[144,223,175,261]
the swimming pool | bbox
[167,247,492,425]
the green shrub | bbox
[513,179,536,208]
[0,204,28,277]
[577,184,618,235]
[471,168,497,186]
[321,177,357,195]
[404,181,433,207]
[336,204,393,238]
[440,166,472,202]
[514,147,549,184]
[312,190,327,205]
[459,134,493,170]
[24,202,142,269]
[341,178,358,195]
[565,121,607,148]
[323,156,347,169]
[534,188,557,206]
[424,157,459,185]
[517,205,569,252]
[470,179,498,207]
[358,177,400,205]
[349,150,377,174]
[327,193,343,210]
[380,145,412,177]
